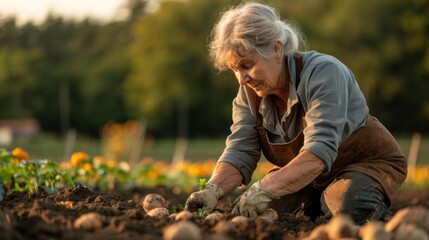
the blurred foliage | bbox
[0,0,428,138]
[126,0,236,137]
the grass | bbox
[5,133,100,162]
[141,138,225,162]
[2,132,428,165]
[3,133,226,163]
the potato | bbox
[261,208,278,222]
[326,214,359,239]
[393,223,429,240]
[214,220,233,234]
[147,207,169,218]
[385,206,429,234]
[206,233,234,240]
[73,212,104,231]
[302,224,328,240]
[57,201,74,209]
[360,221,391,240]
[256,216,274,225]
[205,212,224,222]
[175,210,194,221]
[163,221,201,240]
[142,193,168,213]
[230,216,248,223]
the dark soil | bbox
[0,185,428,240]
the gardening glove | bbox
[231,181,277,217]
[184,183,224,213]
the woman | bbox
[184,2,406,224]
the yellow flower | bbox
[177,161,188,172]
[147,170,158,180]
[83,162,93,171]
[107,159,117,168]
[12,147,29,162]
[201,160,216,176]
[187,163,202,177]
[91,173,100,180]
[93,156,105,167]
[71,152,90,167]
[414,166,429,185]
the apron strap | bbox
[294,52,303,86]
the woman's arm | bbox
[208,162,243,195]
[260,150,325,197]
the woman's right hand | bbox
[184,183,224,213]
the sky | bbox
[0,0,129,24]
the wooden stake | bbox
[407,133,421,182]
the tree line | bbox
[0,0,428,139]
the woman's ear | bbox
[273,40,283,62]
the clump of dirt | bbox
[0,185,428,240]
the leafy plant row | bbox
[0,148,209,194]
[1,147,428,195]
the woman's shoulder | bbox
[302,51,344,67]
[300,51,351,76]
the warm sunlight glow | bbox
[0,0,126,24]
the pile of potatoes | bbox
[142,193,201,240]
[303,206,429,240]
[72,193,429,240]
[143,193,429,240]
[141,193,279,240]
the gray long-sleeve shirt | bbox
[218,51,369,184]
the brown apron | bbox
[249,54,407,202]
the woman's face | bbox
[228,49,283,97]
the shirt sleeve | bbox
[300,59,351,171]
[218,86,261,185]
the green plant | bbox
[172,204,184,213]
[196,208,210,218]
[0,148,75,193]
[198,178,206,191]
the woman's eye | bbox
[242,63,253,69]
[228,59,254,72]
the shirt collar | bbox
[258,54,301,118]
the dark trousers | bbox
[269,171,390,225]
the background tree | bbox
[125,0,236,137]
[272,0,429,132]
[0,0,428,138]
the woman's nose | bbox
[236,70,250,85]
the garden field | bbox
[7,133,429,165]
[1,132,429,240]
[1,183,429,239]
[0,179,429,240]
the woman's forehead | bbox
[228,50,258,65]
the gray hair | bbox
[208,2,305,71]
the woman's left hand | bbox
[231,181,277,217]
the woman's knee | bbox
[321,172,390,225]
[270,186,323,219]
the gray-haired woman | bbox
[184,2,406,225]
